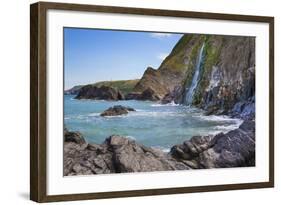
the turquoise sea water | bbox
[64,95,242,151]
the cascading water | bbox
[184,43,205,105]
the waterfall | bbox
[184,43,205,105]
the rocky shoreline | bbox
[64,34,256,175]
[64,120,255,176]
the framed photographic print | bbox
[30,1,274,202]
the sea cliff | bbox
[132,34,255,118]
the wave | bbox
[128,111,185,117]
[150,101,180,107]
[196,114,242,123]
[152,146,170,153]
[214,124,241,131]
[87,112,100,117]
[124,135,136,140]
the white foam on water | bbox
[128,111,184,117]
[87,112,100,117]
[151,101,180,107]
[125,135,136,140]
[152,146,170,153]
[214,124,241,131]
[196,114,243,123]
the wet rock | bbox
[75,85,124,101]
[100,105,135,116]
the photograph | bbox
[63,28,256,176]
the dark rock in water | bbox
[170,120,255,168]
[75,85,124,101]
[100,105,135,116]
[64,133,191,176]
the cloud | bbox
[150,33,172,38]
[157,53,169,61]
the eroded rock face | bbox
[170,120,255,168]
[125,88,161,101]
[64,132,191,176]
[100,105,135,116]
[75,85,124,101]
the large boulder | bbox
[63,132,191,176]
[100,105,135,116]
[170,120,255,168]
[75,85,124,100]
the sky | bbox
[64,28,183,89]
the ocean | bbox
[64,95,242,151]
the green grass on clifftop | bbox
[92,79,139,95]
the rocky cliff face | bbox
[132,34,255,117]
[133,35,204,101]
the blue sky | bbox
[64,28,183,89]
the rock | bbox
[125,88,161,101]
[137,88,161,101]
[75,85,124,101]
[162,86,184,104]
[100,105,135,116]
[170,120,255,168]
[133,67,169,99]
[229,97,255,120]
[125,92,142,100]
[64,128,86,145]
[171,135,213,160]
[64,132,191,176]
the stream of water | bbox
[185,43,205,105]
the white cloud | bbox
[157,53,169,61]
[150,33,172,38]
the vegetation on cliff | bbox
[92,79,139,95]
[65,79,139,96]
